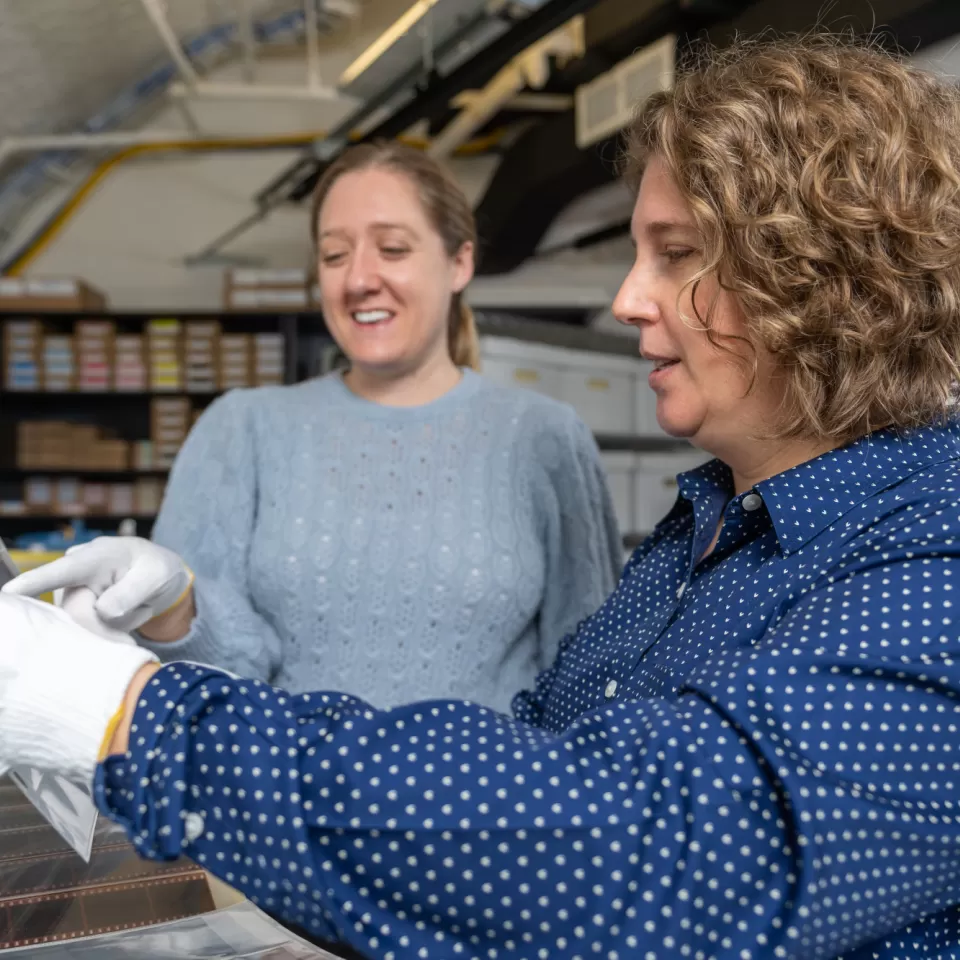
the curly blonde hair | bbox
[623,34,960,442]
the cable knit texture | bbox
[144,370,622,712]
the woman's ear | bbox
[451,241,475,294]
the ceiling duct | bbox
[338,0,509,102]
[574,34,674,148]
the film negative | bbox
[0,783,214,950]
[0,901,342,958]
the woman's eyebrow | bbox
[644,219,698,236]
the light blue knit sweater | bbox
[145,370,622,712]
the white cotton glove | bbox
[56,587,144,646]
[0,593,158,787]
[1,536,193,634]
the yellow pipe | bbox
[7,127,504,275]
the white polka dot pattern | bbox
[97,421,960,960]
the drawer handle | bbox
[587,377,611,390]
[513,368,541,383]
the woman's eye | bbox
[662,248,695,264]
[320,252,345,265]
[381,246,409,258]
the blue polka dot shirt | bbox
[96,420,960,960]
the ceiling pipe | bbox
[239,0,258,82]
[168,80,339,101]
[0,131,202,169]
[138,0,200,86]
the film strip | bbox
[0,777,214,948]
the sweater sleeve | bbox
[139,391,282,682]
[527,407,623,672]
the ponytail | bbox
[449,297,481,371]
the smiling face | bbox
[612,156,785,459]
[316,165,474,380]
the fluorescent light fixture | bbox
[339,0,441,87]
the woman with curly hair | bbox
[4,33,960,960]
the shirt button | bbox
[742,493,763,512]
[604,679,618,699]
[677,583,686,599]
[184,812,205,842]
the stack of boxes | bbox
[41,335,75,391]
[12,420,168,518]
[16,422,129,471]
[253,333,284,386]
[147,319,182,392]
[219,334,251,390]
[3,320,42,391]
[223,268,308,312]
[0,276,292,522]
[184,321,219,393]
[0,276,106,313]
[18,476,159,518]
[3,318,284,391]
[75,320,114,392]
[114,334,147,391]
[150,397,192,471]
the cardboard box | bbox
[3,319,42,391]
[114,334,147,391]
[75,319,115,392]
[135,478,165,514]
[108,483,135,515]
[55,478,82,512]
[184,321,220,393]
[146,319,183,392]
[24,477,55,509]
[82,483,108,512]
[91,439,130,471]
[223,268,308,312]
[150,397,192,468]
[0,276,107,312]
[219,334,252,389]
[42,334,75,391]
[132,440,154,471]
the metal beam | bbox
[238,0,257,83]
[169,81,339,101]
[139,0,199,86]
[452,91,575,110]
[430,16,584,157]
[359,0,609,145]
[181,0,627,265]
[182,3,501,265]
[0,131,201,168]
[304,0,323,90]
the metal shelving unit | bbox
[0,310,308,542]
[1,310,671,545]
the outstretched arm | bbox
[97,551,960,959]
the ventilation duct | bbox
[574,33,674,148]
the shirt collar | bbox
[756,419,960,555]
[670,419,960,555]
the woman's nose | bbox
[612,264,660,328]
[345,248,381,295]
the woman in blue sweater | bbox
[16,142,622,714]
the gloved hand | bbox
[0,593,158,787]
[58,585,143,646]
[2,536,193,635]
